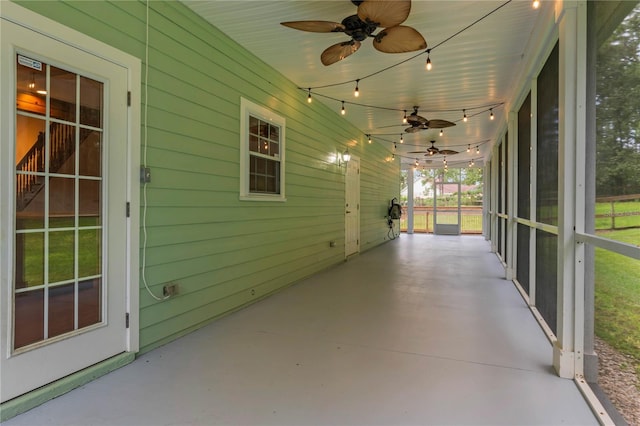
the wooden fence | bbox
[399,206,483,234]
[595,194,640,231]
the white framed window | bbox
[239,97,285,201]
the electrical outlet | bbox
[140,166,151,183]
[163,282,179,297]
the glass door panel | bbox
[14,54,104,351]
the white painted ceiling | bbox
[182,0,543,168]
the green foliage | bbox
[596,6,640,196]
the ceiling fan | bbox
[408,140,459,156]
[281,0,427,66]
[404,106,456,133]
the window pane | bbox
[49,123,76,175]
[50,66,76,123]
[249,134,259,153]
[79,180,101,226]
[16,115,46,170]
[49,177,75,228]
[80,76,103,128]
[14,290,44,349]
[79,129,102,177]
[14,232,44,289]
[78,228,101,277]
[48,283,75,338]
[78,278,102,328]
[16,55,46,116]
[49,230,75,284]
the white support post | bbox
[407,167,414,234]
[506,114,517,280]
[529,78,538,307]
[491,147,499,252]
[573,0,588,379]
[553,0,580,379]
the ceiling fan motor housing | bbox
[341,15,378,41]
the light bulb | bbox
[354,80,360,98]
[490,109,494,120]
[533,0,540,9]
[368,135,372,144]
[463,109,467,122]
[307,89,312,103]
[426,55,432,71]
[439,129,443,137]
[341,101,346,115]
[394,143,397,150]
[403,111,407,124]
[467,144,471,153]
[400,134,404,144]
[392,154,395,160]
[415,158,419,167]
[476,146,480,154]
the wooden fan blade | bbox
[407,151,428,154]
[406,114,427,125]
[439,149,459,155]
[321,40,361,65]
[425,119,456,129]
[281,21,346,33]
[358,0,411,28]
[404,126,424,133]
[373,26,427,53]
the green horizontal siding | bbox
[16,0,400,353]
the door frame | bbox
[0,0,140,389]
[345,155,360,257]
[433,180,461,235]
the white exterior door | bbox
[1,13,133,403]
[345,157,360,257]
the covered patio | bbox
[4,235,597,425]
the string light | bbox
[368,134,372,144]
[392,154,395,160]
[439,129,444,137]
[341,101,346,115]
[296,1,514,106]
[463,109,468,122]
[403,110,408,124]
[476,146,480,154]
[354,80,360,97]
[467,144,471,153]
[394,143,397,150]
[399,134,404,144]
[307,88,312,103]
[490,108,494,120]
[533,0,540,9]
[415,158,419,167]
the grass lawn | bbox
[594,229,640,378]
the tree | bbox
[596,5,640,196]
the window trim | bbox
[239,97,286,202]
